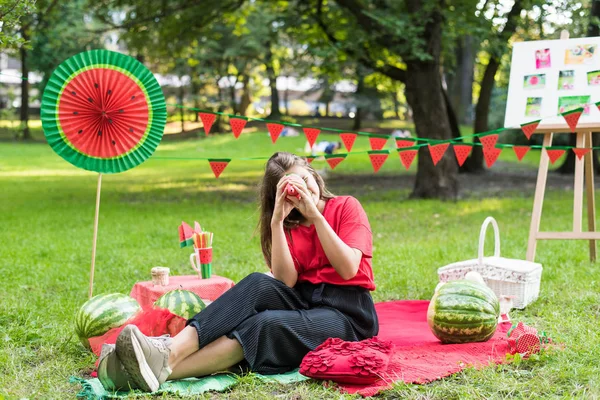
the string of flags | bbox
[155,104,595,178]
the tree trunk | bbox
[325,102,330,117]
[406,62,458,199]
[229,78,237,114]
[191,78,200,122]
[179,84,185,133]
[461,57,499,173]
[447,35,474,125]
[239,74,252,116]
[265,44,281,119]
[20,28,31,140]
[353,69,365,130]
[392,91,401,119]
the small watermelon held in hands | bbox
[154,289,206,320]
[427,280,500,344]
[75,293,141,349]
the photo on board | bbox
[523,74,546,89]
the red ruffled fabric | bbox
[300,337,394,384]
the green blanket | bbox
[70,370,309,399]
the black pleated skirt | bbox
[186,272,378,374]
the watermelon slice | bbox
[573,148,591,160]
[179,221,194,248]
[369,136,388,150]
[303,128,321,147]
[325,154,347,170]
[562,108,583,132]
[513,146,530,161]
[396,139,416,148]
[339,133,357,152]
[208,159,230,178]
[398,149,417,170]
[452,145,472,167]
[266,123,284,143]
[229,117,247,139]
[305,155,316,164]
[520,120,540,140]
[546,149,565,164]
[368,150,389,173]
[479,134,498,149]
[428,143,449,166]
[483,147,502,168]
[199,112,216,135]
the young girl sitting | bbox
[98,151,378,392]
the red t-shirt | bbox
[286,196,375,291]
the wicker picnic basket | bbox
[437,217,543,309]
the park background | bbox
[1,0,599,399]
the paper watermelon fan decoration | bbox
[41,49,167,174]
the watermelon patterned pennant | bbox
[452,144,472,167]
[513,146,530,161]
[266,123,284,143]
[339,133,357,152]
[398,149,417,170]
[208,158,230,178]
[369,136,388,151]
[305,155,316,164]
[484,147,502,168]
[428,143,449,166]
[573,148,591,160]
[368,150,389,173]
[324,154,347,170]
[396,138,416,148]
[303,127,321,147]
[229,117,247,139]
[546,148,565,164]
[479,134,498,149]
[198,112,216,135]
[520,120,540,140]
[561,107,583,133]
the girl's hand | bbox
[271,176,295,225]
[286,181,321,224]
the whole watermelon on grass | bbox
[75,293,141,349]
[154,289,206,320]
[427,280,500,344]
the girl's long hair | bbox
[258,152,334,268]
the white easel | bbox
[526,31,598,262]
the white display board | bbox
[504,36,600,130]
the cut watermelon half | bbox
[562,108,583,132]
[266,123,284,143]
[573,148,591,160]
[396,139,416,148]
[520,120,540,140]
[208,159,230,178]
[229,117,247,139]
[513,146,530,161]
[427,143,449,166]
[479,134,498,149]
[339,133,357,152]
[546,149,565,164]
[368,150,389,173]
[41,49,166,174]
[368,136,388,151]
[452,144,472,167]
[303,128,321,147]
[324,154,347,170]
[199,113,216,135]
[483,147,502,168]
[398,149,417,170]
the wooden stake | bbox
[89,173,102,298]
[584,132,597,261]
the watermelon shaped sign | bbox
[452,145,471,167]
[339,133,357,152]
[41,49,166,174]
[325,154,347,170]
[428,143,449,166]
[266,123,284,143]
[199,112,216,135]
[368,150,389,173]
[369,136,388,150]
[229,117,246,138]
[208,159,230,178]
[398,149,417,170]
[520,120,540,140]
[513,146,530,161]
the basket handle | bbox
[478,216,500,265]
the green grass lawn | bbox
[1,130,599,399]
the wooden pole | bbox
[584,131,597,261]
[89,174,102,298]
